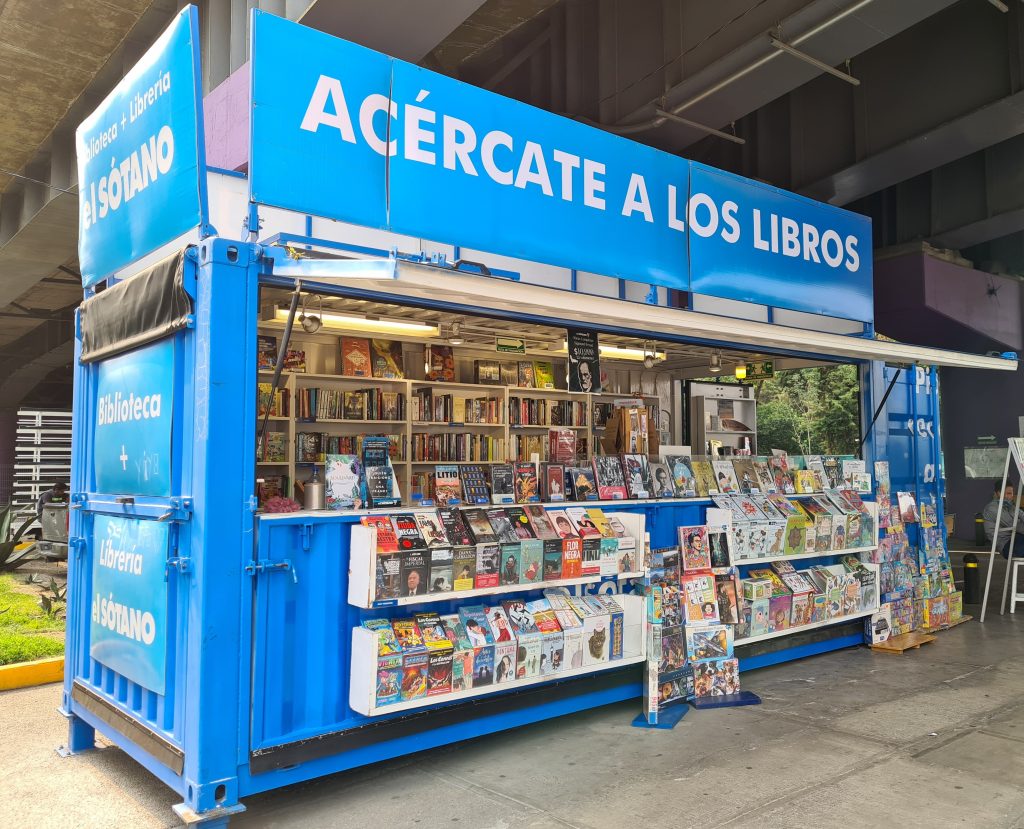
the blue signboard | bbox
[93,339,174,497]
[76,6,207,287]
[248,12,873,324]
[90,515,170,694]
[688,164,872,323]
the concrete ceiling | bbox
[0,0,154,193]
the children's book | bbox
[678,525,711,571]
[371,339,405,379]
[514,462,540,503]
[711,460,740,494]
[341,337,373,377]
[592,455,628,500]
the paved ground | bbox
[3,605,1024,828]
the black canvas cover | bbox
[79,249,192,363]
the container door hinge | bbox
[68,537,86,558]
[245,559,297,584]
[300,523,313,552]
[165,556,192,580]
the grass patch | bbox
[0,574,65,666]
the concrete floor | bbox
[3,609,1024,828]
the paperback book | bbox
[679,525,711,571]
[665,455,697,497]
[648,462,674,498]
[593,455,628,500]
[490,464,515,504]
[514,462,540,503]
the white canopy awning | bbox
[264,256,1018,372]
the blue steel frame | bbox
[61,236,944,824]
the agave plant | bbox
[0,504,38,572]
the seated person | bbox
[982,484,1024,558]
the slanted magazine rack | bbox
[979,438,1024,621]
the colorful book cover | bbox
[460,465,491,505]
[391,513,427,551]
[685,625,733,662]
[361,515,399,553]
[715,573,741,624]
[678,525,711,571]
[732,458,759,494]
[549,428,577,465]
[692,657,740,698]
[621,454,650,498]
[514,462,540,503]
[342,392,365,421]
[499,543,521,585]
[752,457,776,493]
[769,455,796,494]
[585,508,616,538]
[506,506,536,540]
[665,455,697,497]
[400,550,429,597]
[426,345,455,382]
[517,361,535,388]
[474,543,500,589]
[341,337,373,377]
[533,361,555,389]
[711,460,740,494]
[566,466,597,501]
[283,348,306,372]
[371,339,405,379]
[794,469,818,494]
[325,454,362,510]
[519,539,544,583]
[474,360,501,384]
[682,573,721,624]
[547,510,578,539]
[592,455,628,500]
[452,545,476,590]
[691,457,716,497]
[257,334,277,371]
[433,465,462,506]
[525,505,559,540]
[565,506,603,538]
[414,511,450,548]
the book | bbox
[485,508,520,543]
[715,573,741,624]
[708,528,731,568]
[283,348,306,372]
[341,337,373,377]
[769,455,796,494]
[362,436,400,507]
[660,625,687,674]
[361,515,399,553]
[460,465,491,505]
[343,392,366,421]
[505,506,536,540]
[565,506,603,538]
[682,572,721,624]
[620,454,650,498]
[549,428,577,465]
[533,361,555,389]
[547,509,578,539]
[463,507,498,544]
[474,360,501,384]
[519,539,544,583]
[452,545,476,591]
[391,513,427,552]
[841,458,866,488]
[542,463,566,501]
[586,508,616,538]
[567,328,601,393]
[678,525,711,571]
[498,543,521,585]
[501,599,542,678]
[325,454,363,510]
[517,361,535,388]
[692,457,716,497]
[499,362,518,386]
[526,598,565,674]
[474,543,500,588]
[752,457,776,493]
[257,334,277,371]
[593,456,628,500]
[433,465,462,506]
[490,464,515,503]
[426,345,455,382]
[371,339,405,379]
[648,462,674,498]
[732,458,759,494]
[711,460,740,494]
[400,550,429,597]
[513,462,539,503]
[665,455,697,497]
[542,538,564,580]
[414,511,450,548]
[457,605,496,687]
[525,505,559,540]
[566,466,597,501]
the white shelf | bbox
[735,608,877,646]
[366,570,644,608]
[349,591,646,717]
[733,544,877,566]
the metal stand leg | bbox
[980,452,1011,622]
[56,708,96,757]
[1001,501,1022,615]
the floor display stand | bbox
[979,438,1024,621]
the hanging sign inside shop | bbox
[247,12,873,325]
[90,514,170,694]
[75,5,208,287]
[567,329,601,393]
[495,337,526,354]
[93,338,175,497]
[744,360,775,380]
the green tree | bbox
[753,365,860,455]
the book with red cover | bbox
[514,462,539,503]
[360,515,399,553]
[426,345,455,382]
[341,337,373,377]
[548,428,577,465]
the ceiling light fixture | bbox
[643,341,663,369]
[298,294,322,333]
[709,352,722,374]
[448,320,464,345]
[735,363,747,380]
[274,307,439,336]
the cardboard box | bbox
[866,604,892,644]
[594,594,625,660]
[561,594,609,665]
[748,598,770,636]
[743,577,773,601]
[526,598,565,675]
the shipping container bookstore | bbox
[63,7,1015,825]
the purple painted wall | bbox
[204,63,250,173]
